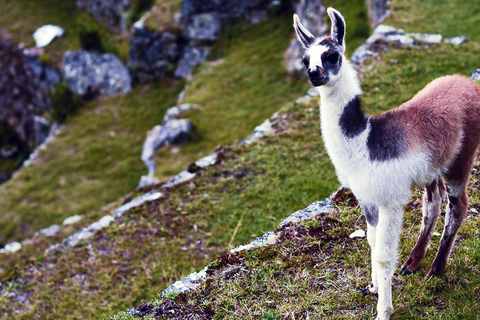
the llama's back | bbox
[399,75,480,174]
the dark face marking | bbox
[339,95,368,138]
[363,203,379,227]
[367,112,407,161]
[304,39,343,87]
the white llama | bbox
[293,8,480,320]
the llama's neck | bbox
[316,60,368,189]
[318,60,363,120]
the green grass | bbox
[0,12,310,243]
[108,26,480,320]
[4,0,480,319]
[386,0,480,42]
[0,0,80,65]
[0,81,183,244]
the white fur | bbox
[294,8,455,320]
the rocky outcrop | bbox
[366,0,389,27]
[284,0,328,74]
[74,0,131,33]
[0,39,61,181]
[128,0,281,82]
[351,25,469,65]
[63,50,132,97]
[139,104,195,188]
[128,27,180,83]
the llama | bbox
[293,8,480,320]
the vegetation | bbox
[2,0,480,319]
[50,83,83,124]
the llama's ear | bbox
[293,14,315,48]
[327,7,346,53]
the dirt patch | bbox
[151,298,213,320]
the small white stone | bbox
[432,232,441,237]
[38,224,61,237]
[33,25,64,48]
[470,208,478,214]
[63,215,83,226]
[349,229,366,239]
[0,241,22,254]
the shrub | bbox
[76,14,120,56]
[50,83,82,124]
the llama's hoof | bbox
[361,284,377,296]
[400,265,412,276]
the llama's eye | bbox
[302,56,309,67]
[326,53,339,64]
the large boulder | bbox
[63,50,132,97]
[284,0,328,74]
[128,0,281,82]
[128,27,179,83]
[74,0,131,33]
[0,39,61,149]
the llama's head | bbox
[293,8,346,87]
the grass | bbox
[0,0,80,65]
[0,11,313,244]
[386,0,480,42]
[3,0,480,319]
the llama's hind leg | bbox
[426,182,468,278]
[401,178,445,275]
[361,203,379,296]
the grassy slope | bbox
[0,0,371,317]
[0,12,309,244]
[109,0,480,318]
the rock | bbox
[128,27,179,83]
[180,0,274,26]
[141,119,194,178]
[366,25,414,47]
[444,36,469,45]
[349,229,366,239]
[241,119,273,144]
[174,45,210,78]
[33,116,51,147]
[33,25,64,48]
[63,215,83,226]
[160,266,207,297]
[162,171,196,189]
[65,215,115,247]
[231,232,274,253]
[367,0,389,26]
[471,68,480,81]
[74,0,131,33]
[284,0,327,74]
[137,175,160,189]
[351,43,374,64]
[163,104,195,122]
[38,224,61,237]
[195,153,218,168]
[113,191,163,217]
[0,241,22,254]
[184,13,221,41]
[306,87,319,97]
[0,39,58,150]
[410,33,442,44]
[279,199,334,227]
[63,50,132,97]
[45,243,68,254]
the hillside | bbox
[1,0,480,319]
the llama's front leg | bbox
[362,203,379,296]
[373,205,404,320]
